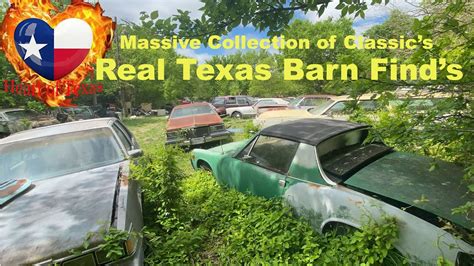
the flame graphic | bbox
[0,0,114,106]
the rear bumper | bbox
[166,130,232,146]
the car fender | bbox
[283,181,473,264]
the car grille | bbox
[186,127,210,138]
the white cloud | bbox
[95,0,203,23]
[176,48,212,64]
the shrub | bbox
[134,147,401,265]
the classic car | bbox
[226,98,289,118]
[255,94,447,128]
[287,95,333,110]
[166,102,232,146]
[0,118,144,265]
[0,108,59,138]
[191,118,473,264]
[54,106,98,122]
[211,95,255,116]
[92,105,123,120]
[255,94,382,128]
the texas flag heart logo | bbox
[14,18,92,81]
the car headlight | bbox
[210,124,225,132]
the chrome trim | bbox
[313,146,337,186]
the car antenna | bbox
[220,139,224,154]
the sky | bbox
[95,0,420,62]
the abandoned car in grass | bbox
[0,118,144,265]
[0,108,59,138]
[166,102,232,146]
[191,118,473,264]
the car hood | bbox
[167,114,222,131]
[0,163,121,265]
[345,152,473,229]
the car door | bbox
[236,96,250,107]
[232,135,300,198]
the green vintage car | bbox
[191,118,473,264]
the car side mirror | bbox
[128,149,143,158]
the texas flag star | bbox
[18,35,47,60]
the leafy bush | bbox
[243,120,261,138]
[131,145,185,231]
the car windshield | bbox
[65,107,95,118]
[0,128,125,183]
[308,100,335,115]
[317,129,392,182]
[4,110,38,121]
[288,97,303,107]
[171,105,215,118]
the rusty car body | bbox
[166,102,232,146]
[0,118,144,265]
[0,108,59,138]
[191,118,473,264]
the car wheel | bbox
[232,111,242,119]
[198,161,212,172]
[322,222,357,236]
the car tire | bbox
[231,111,242,119]
[198,161,212,172]
[322,222,357,236]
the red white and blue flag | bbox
[14,18,92,81]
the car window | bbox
[308,100,334,115]
[325,101,347,115]
[113,123,132,151]
[302,98,328,107]
[359,100,378,111]
[237,98,248,105]
[4,110,37,120]
[288,97,303,107]
[226,97,237,105]
[256,100,277,106]
[170,105,216,118]
[212,97,225,105]
[247,135,299,174]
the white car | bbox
[226,98,289,118]
[254,94,379,128]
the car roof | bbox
[173,102,211,109]
[261,118,370,146]
[0,118,116,145]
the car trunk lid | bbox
[345,152,473,230]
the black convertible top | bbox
[261,118,370,146]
